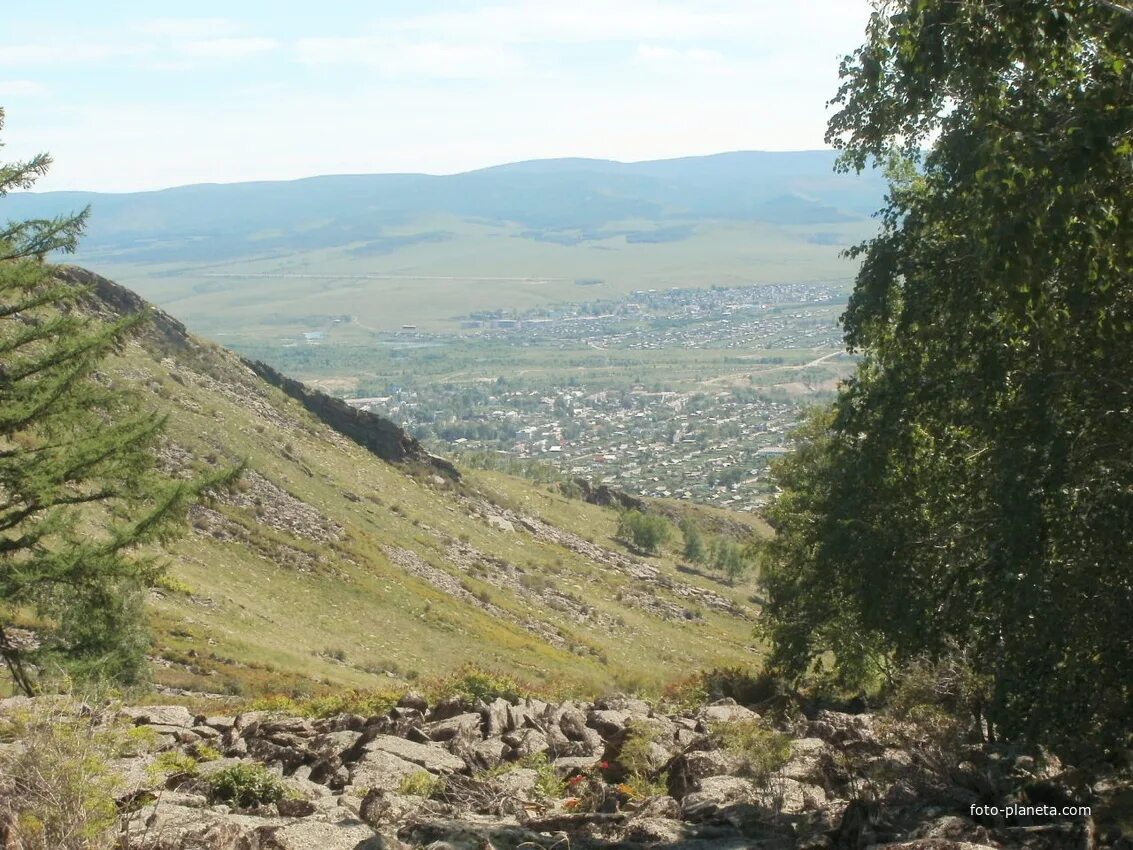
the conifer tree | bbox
[0,108,224,693]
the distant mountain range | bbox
[5,151,886,265]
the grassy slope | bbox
[106,305,767,700]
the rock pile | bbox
[1,693,1118,850]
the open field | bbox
[6,151,883,337]
[89,216,872,336]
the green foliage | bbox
[679,518,706,563]
[616,509,672,555]
[0,704,127,850]
[0,110,233,693]
[664,666,782,710]
[617,719,665,779]
[887,648,992,727]
[192,743,223,762]
[205,762,287,809]
[397,770,444,798]
[709,537,751,582]
[429,664,529,705]
[521,752,568,799]
[300,689,401,718]
[617,773,668,800]
[763,0,1133,756]
[149,750,199,778]
[712,720,793,785]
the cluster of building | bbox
[345,282,852,511]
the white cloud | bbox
[0,80,49,98]
[133,18,242,39]
[384,0,865,46]
[295,38,524,78]
[177,37,279,59]
[0,43,153,67]
[632,45,737,75]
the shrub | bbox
[614,720,670,798]
[430,664,529,705]
[712,720,793,785]
[617,720,664,778]
[663,666,782,710]
[153,574,194,595]
[397,771,444,798]
[616,774,668,799]
[887,648,990,727]
[710,537,752,581]
[192,743,224,762]
[661,673,710,711]
[616,510,672,554]
[520,752,567,799]
[0,704,128,850]
[558,480,583,500]
[149,750,199,779]
[879,649,993,778]
[206,763,287,809]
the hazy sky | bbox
[0,1,875,192]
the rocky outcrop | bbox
[573,478,646,511]
[244,358,460,480]
[64,265,198,353]
[4,694,1119,850]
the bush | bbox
[616,510,672,554]
[149,750,199,779]
[429,664,529,705]
[663,666,782,710]
[520,752,567,799]
[879,649,993,777]
[617,720,664,778]
[397,771,444,798]
[192,743,224,762]
[712,720,793,785]
[0,703,128,850]
[887,648,990,728]
[299,689,403,719]
[206,763,287,809]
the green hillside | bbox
[61,268,766,699]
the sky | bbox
[0,0,875,192]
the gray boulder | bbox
[364,734,466,773]
[349,749,427,793]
